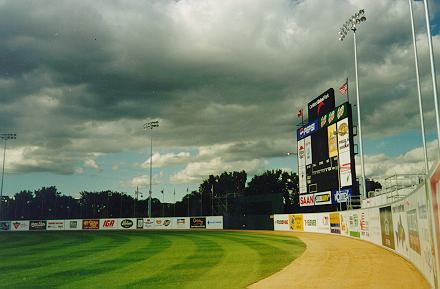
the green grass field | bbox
[0,230,305,289]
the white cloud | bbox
[170,157,264,184]
[359,140,438,180]
[127,171,165,188]
[84,159,101,172]
[142,152,191,168]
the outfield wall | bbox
[275,163,440,289]
[0,216,223,232]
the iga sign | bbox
[300,194,315,207]
[100,219,117,230]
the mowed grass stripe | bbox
[0,232,106,273]
[0,231,98,260]
[0,232,120,288]
[62,232,195,289]
[182,231,304,289]
[126,232,226,289]
[0,230,306,289]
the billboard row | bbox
[274,184,436,287]
[0,216,224,233]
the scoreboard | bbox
[297,101,356,209]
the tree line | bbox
[0,169,299,220]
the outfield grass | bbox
[0,230,305,289]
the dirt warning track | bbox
[248,231,430,289]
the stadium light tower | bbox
[0,133,16,220]
[144,121,159,218]
[339,9,367,199]
[408,0,429,175]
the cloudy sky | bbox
[0,0,439,201]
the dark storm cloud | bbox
[0,0,439,176]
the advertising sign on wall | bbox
[314,191,332,205]
[379,206,395,249]
[47,220,65,230]
[305,136,312,166]
[327,124,338,158]
[0,221,11,231]
[118,218,136,230]
[289,214,304,231]
[348,213,360,238]
[303,214,318,232]
[100,219,118,230]
[298,138,307,194]
[136,218,144,229]
[82,219,99,230]
[64,219,82,230]
[154,218,173,229]
[29,220,46,231]
[206,216,223,229]
[299,194,315,206]
[407,209,421,254]
[274,214,289,231]
[333,188,352,204]
[329,212,341,234]
[316,213,330,233]
[11,221,29,231]
[176,218,189,229]
[144,218,155,229]
[190,217,206,229]
[307,88,335,121]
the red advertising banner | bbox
[82,219,99,230]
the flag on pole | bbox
[297,109,303,118]
[339,80,348,95]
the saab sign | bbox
[300,194,315,207]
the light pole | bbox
[144,121,159,218]
[421,0,440,157]
[339,9,367,199]
[0,133,16,221]
[408,0,429,175]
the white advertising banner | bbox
[305,136,312,166]
[274,214,290,231]
[64,219,82,230]
[175,217,190,229]
[303,214,319,232]
[206,216,223,229]
[11,221,29,231]
[316,213,330,233]
[46,220,65,230]
[337,118,352,187]
[117,218,136,230]
[144,218,155,229]
[100,219,118,230]
[152,218,174,229]
[298,138,307,194]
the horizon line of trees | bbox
[0,170,381,221]
[0,169,299,220]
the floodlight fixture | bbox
[338,9,367,199]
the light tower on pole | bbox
[0,133,16,220]
[143,121,159,218]
[339,9,367,199]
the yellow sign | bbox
[328,124,338,158]
[289,214,304,231]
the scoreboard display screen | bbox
[297,101,356,209]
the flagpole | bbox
[346,77,349,103]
